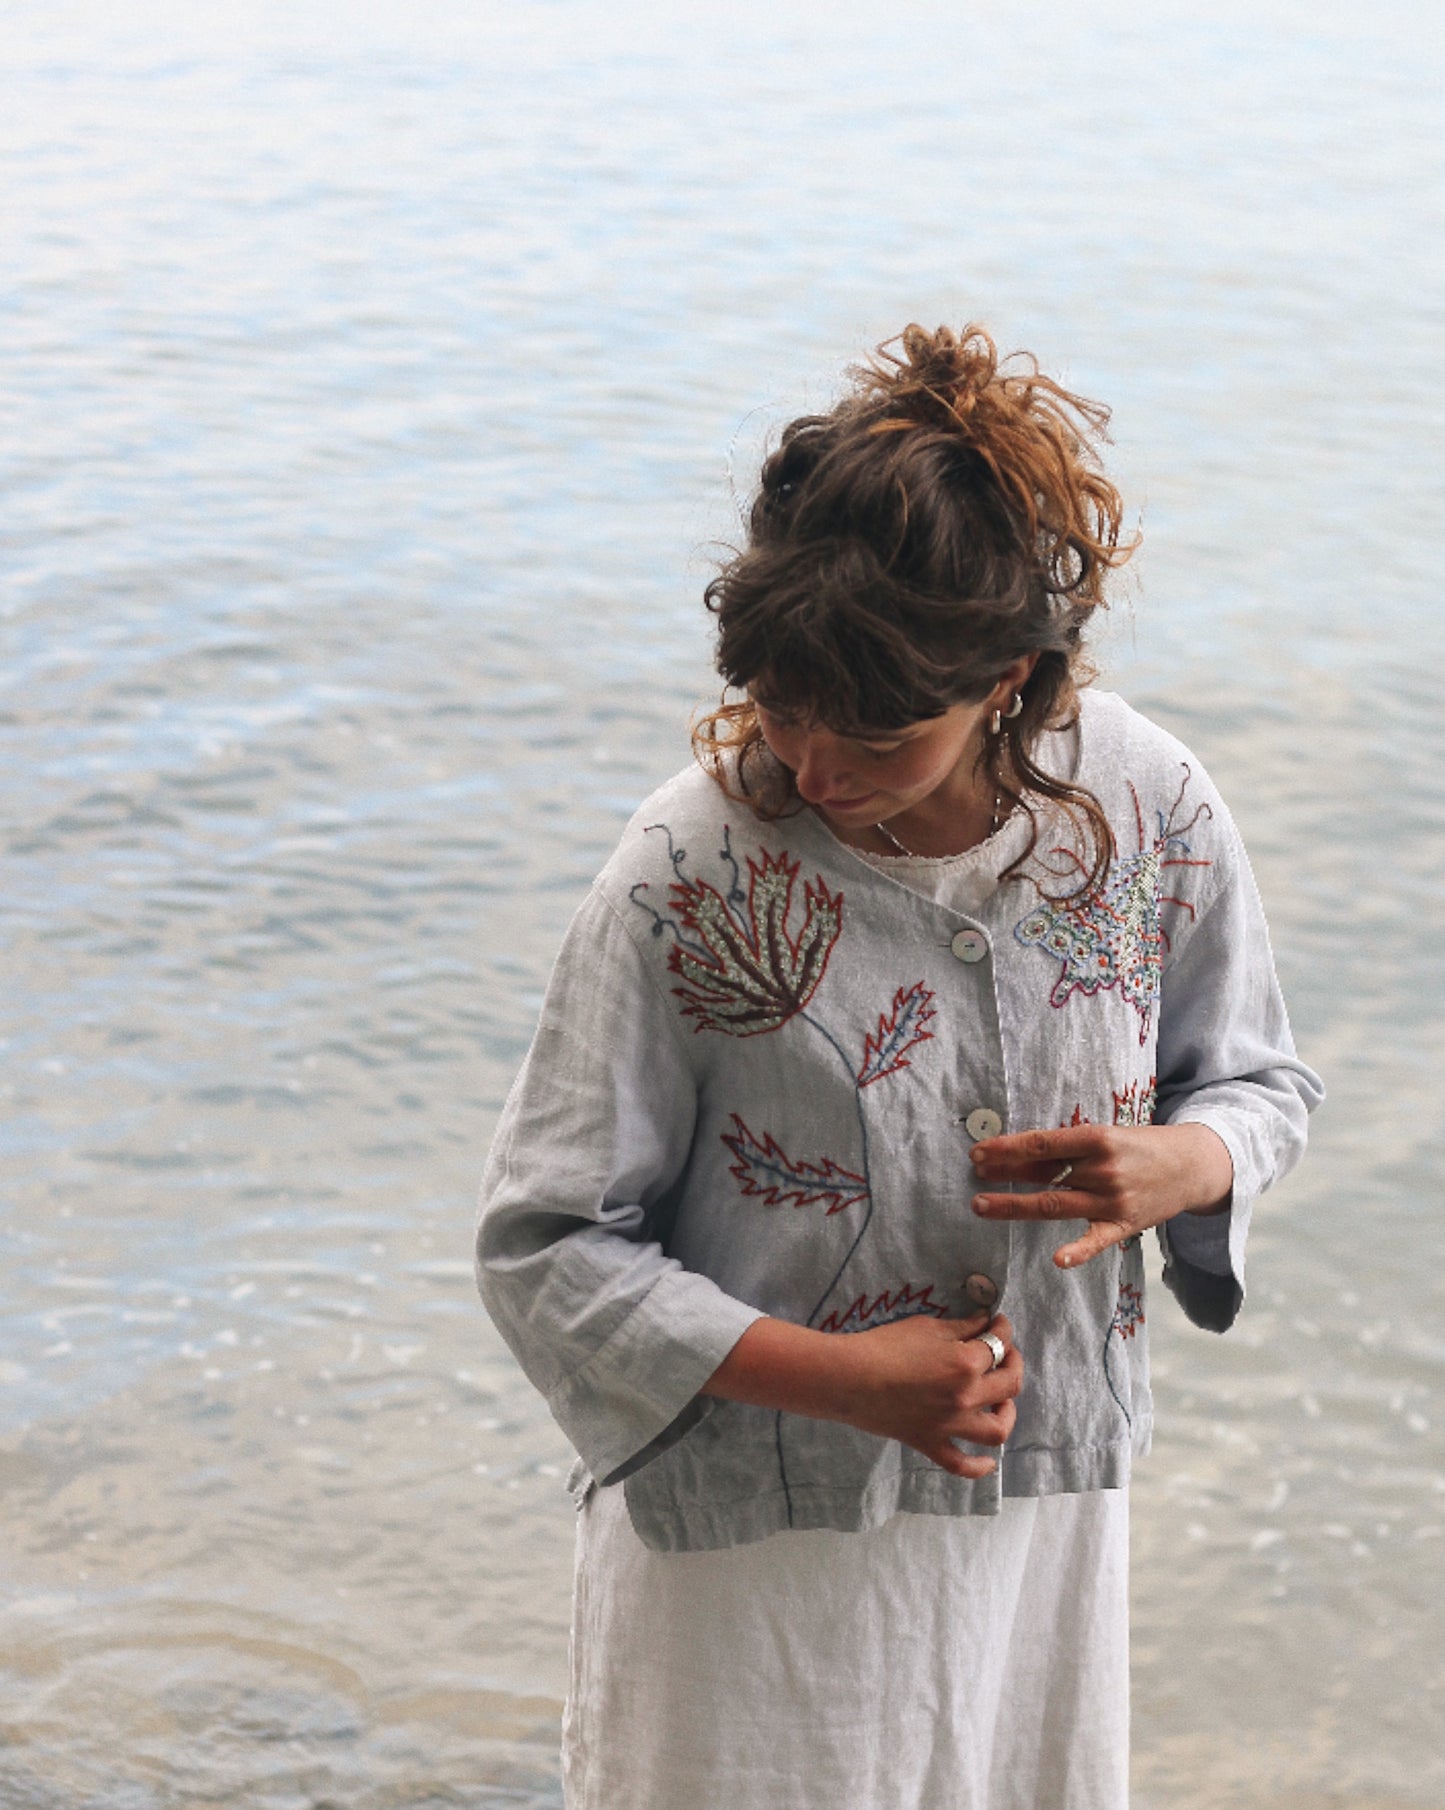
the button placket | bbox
[939,910,1008,1327]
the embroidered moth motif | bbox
[668,850,843,1037]
[721,1114,868,1215]
[1014,766,1213,1044]
[857,981,937,1087]
[816,1281,949,1334]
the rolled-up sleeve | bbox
[476,887,764,1484]
[1153,814,1324,1331]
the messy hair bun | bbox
[850,323,1126,611]
[695,323,1138,891]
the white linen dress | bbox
[562,832,1132,1810]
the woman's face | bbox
[752,695,997,834]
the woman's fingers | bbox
[944,1308,995,1340]
[970,1126,1102,1179]
[972,1186,1097,1221]
[932,1397,1019,1476]
[968,1343,1023,1404]
[1051,1220,1129,1270]
[934,1445,997,1479]
[936,1309,1014,1345]
[849,1309,1022,1471]
[971,1186,1128,1267]
[941,1316,1023,1394]
[953,1396,1017,1446]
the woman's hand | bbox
[702,1309,1022,1480]
[970,1123,1234,1269]
[833,1310,1023,1478]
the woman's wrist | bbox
[1167,1122,1234,1217]
[701,1317,859,1422]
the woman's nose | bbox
[792,733,852,803]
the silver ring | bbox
[1049,1162,1074,1187]
[975,1331,1006,1370]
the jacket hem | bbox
[621,1430,1148,1552]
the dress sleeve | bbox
[1152,810,1324,1332]
[475,885,765,1484]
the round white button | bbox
[964,1272,1000,1309]
[950,928,989,964]
[964,1107,1003,1141]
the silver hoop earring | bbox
[1004,691,1024,719]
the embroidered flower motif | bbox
[1111,1280,1144,1340]
[1112,1076,1157,1127]
[857,981,937,1087]
[669,851,843,1037]
[816,1281,949,1334]
[1103,1267,1147,1425]
[1062,1075,1158,1131]
[1015,767,1213,1043]
[721,1115,868,1215]
[627,825,942,1527]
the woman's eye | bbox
[863,743,902,760]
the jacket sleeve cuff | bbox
[547,1276,765,1486]
[1157,1111,1252,1333]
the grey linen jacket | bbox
[476,692,1323,1552]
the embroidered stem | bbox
[627,882,709,959]
[1102,1322,1132,1429]
[770,1008,876,1527]
[719,824,746,905]
[798,1010,875,1329]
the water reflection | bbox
[2,0,1443,1803]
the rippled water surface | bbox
[3,1,1443,1804]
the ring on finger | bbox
[1049,1162,1074,1187]
[974,1331,1006,1370]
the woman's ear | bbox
[990,654,1038,706]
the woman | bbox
[477,323,1322,1809]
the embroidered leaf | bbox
[721,1115,868,1215]
[817,1281,949,1334]
[669,852,844,1038]
[856,981,937,1087]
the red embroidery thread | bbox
[669,851,843,1037]
[816,1281,949,1334]
[721,1114,868,1215]
[856,981,937,1087]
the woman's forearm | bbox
[700,1309,1021,1479]
[701,1317,861,1421]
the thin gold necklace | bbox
[874,793,1004,857]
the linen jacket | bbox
[476,692,1323,1552]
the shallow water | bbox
[2,1,1443,1804]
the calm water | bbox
[2,1,1443,1804]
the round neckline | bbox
[848,821,1018,868]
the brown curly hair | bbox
[693,323,1138,892]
